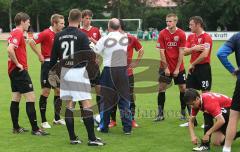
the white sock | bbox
[222,146,231,152]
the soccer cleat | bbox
[88,137,106,146]
[124,131,132,135]
[179,115,187,121]
[132,120,139,128]
[108,120,117,128]
[97,127,108,133]
[153,115,165,122]
[192,145,210,151]
[53,119,66,125]
[41,122,51,129]
[31,129,50,136]
[179,122,189,127]
[12,127,29,134]
[70,136,82,145]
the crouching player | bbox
[184,88,240,151]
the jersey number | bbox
[62,41,74,59]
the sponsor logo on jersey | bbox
[167,42,177,47]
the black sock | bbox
[96,95,101,113]
[10,101,20,129]
[65,108,76,140]
[130,94,135,120]
[110,105,117,121]
[82,108,96,141]
[234,131,240,140]
[26,102,39,131]
[39,95,47,123]
[180,92,186,116]
[54,96,61,121]
[158,92,165,116]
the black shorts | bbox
[41,61,52,88]
[218,108,230,135]
[9,68,34,93]
[231,79,240,111]
[90,69,101,87]
[158,69,186,85]
[186,63,212,91]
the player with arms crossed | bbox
[184,89,240,151]
[29,14,65,128]
[155,13,187,122]
[49,9,105,146]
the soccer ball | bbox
[94,114,101,126]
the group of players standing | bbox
[6,8,240,151]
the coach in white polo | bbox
[93,18,132,134]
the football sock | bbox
[130,93,135,120]
[158,92,165,116]
[26,102,39,131]
[110,105,117,121]
[82,108,96,141]
[10,101,20,129]
[65,108,76,140]
[96,95,101,113]
[54,96,61,121]
[180,92,186,115]
[39,95,47,122]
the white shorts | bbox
[60,67,92,102]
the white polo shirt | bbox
[94,31,128,67]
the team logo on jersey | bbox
[204,43,211,49]
[33,33,39,40]
[93,33,97,38]
[174,36,179,42]
[198,38,202,43]
[12,38,18,44]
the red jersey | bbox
[127,34,143,76]
[33,27,55,59]
[192,92,232,118]
[80,26,101,41]
[156,28,186,73]
[186,32,212,64]
[8,28,28,74]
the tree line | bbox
[0,0,239,32]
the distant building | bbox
[146,0,177,7]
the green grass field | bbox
[0,40,239,152]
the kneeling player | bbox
[184,89,240,151]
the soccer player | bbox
[184,16,212,92]
[184,88,240,151]
[29,14,65,128]
[93,18,132,134]
[181,16,213,128]
[80,9,101,112]
[109,19,144,128]
[155,13,187,121]
[7,12,49,135]
[217,33,240,152]
[49,9,105,146]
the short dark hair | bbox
[183,88,200,104]
[108,18,120,30]
[68,9,81,22]
[51,14,64,26]
[14,12,30,26]
[119,19,125,31]
[82,9,93,18]
[190,16,204,28]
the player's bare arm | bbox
[188,47,210,73]
[184,45,205,56]
[129,48,144,68]
[7,44,23,71]
[29,39,44,63]
[160,49,170,76]
[202,114,225,143]
[189,116,198,145]
[173,47,184,77]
